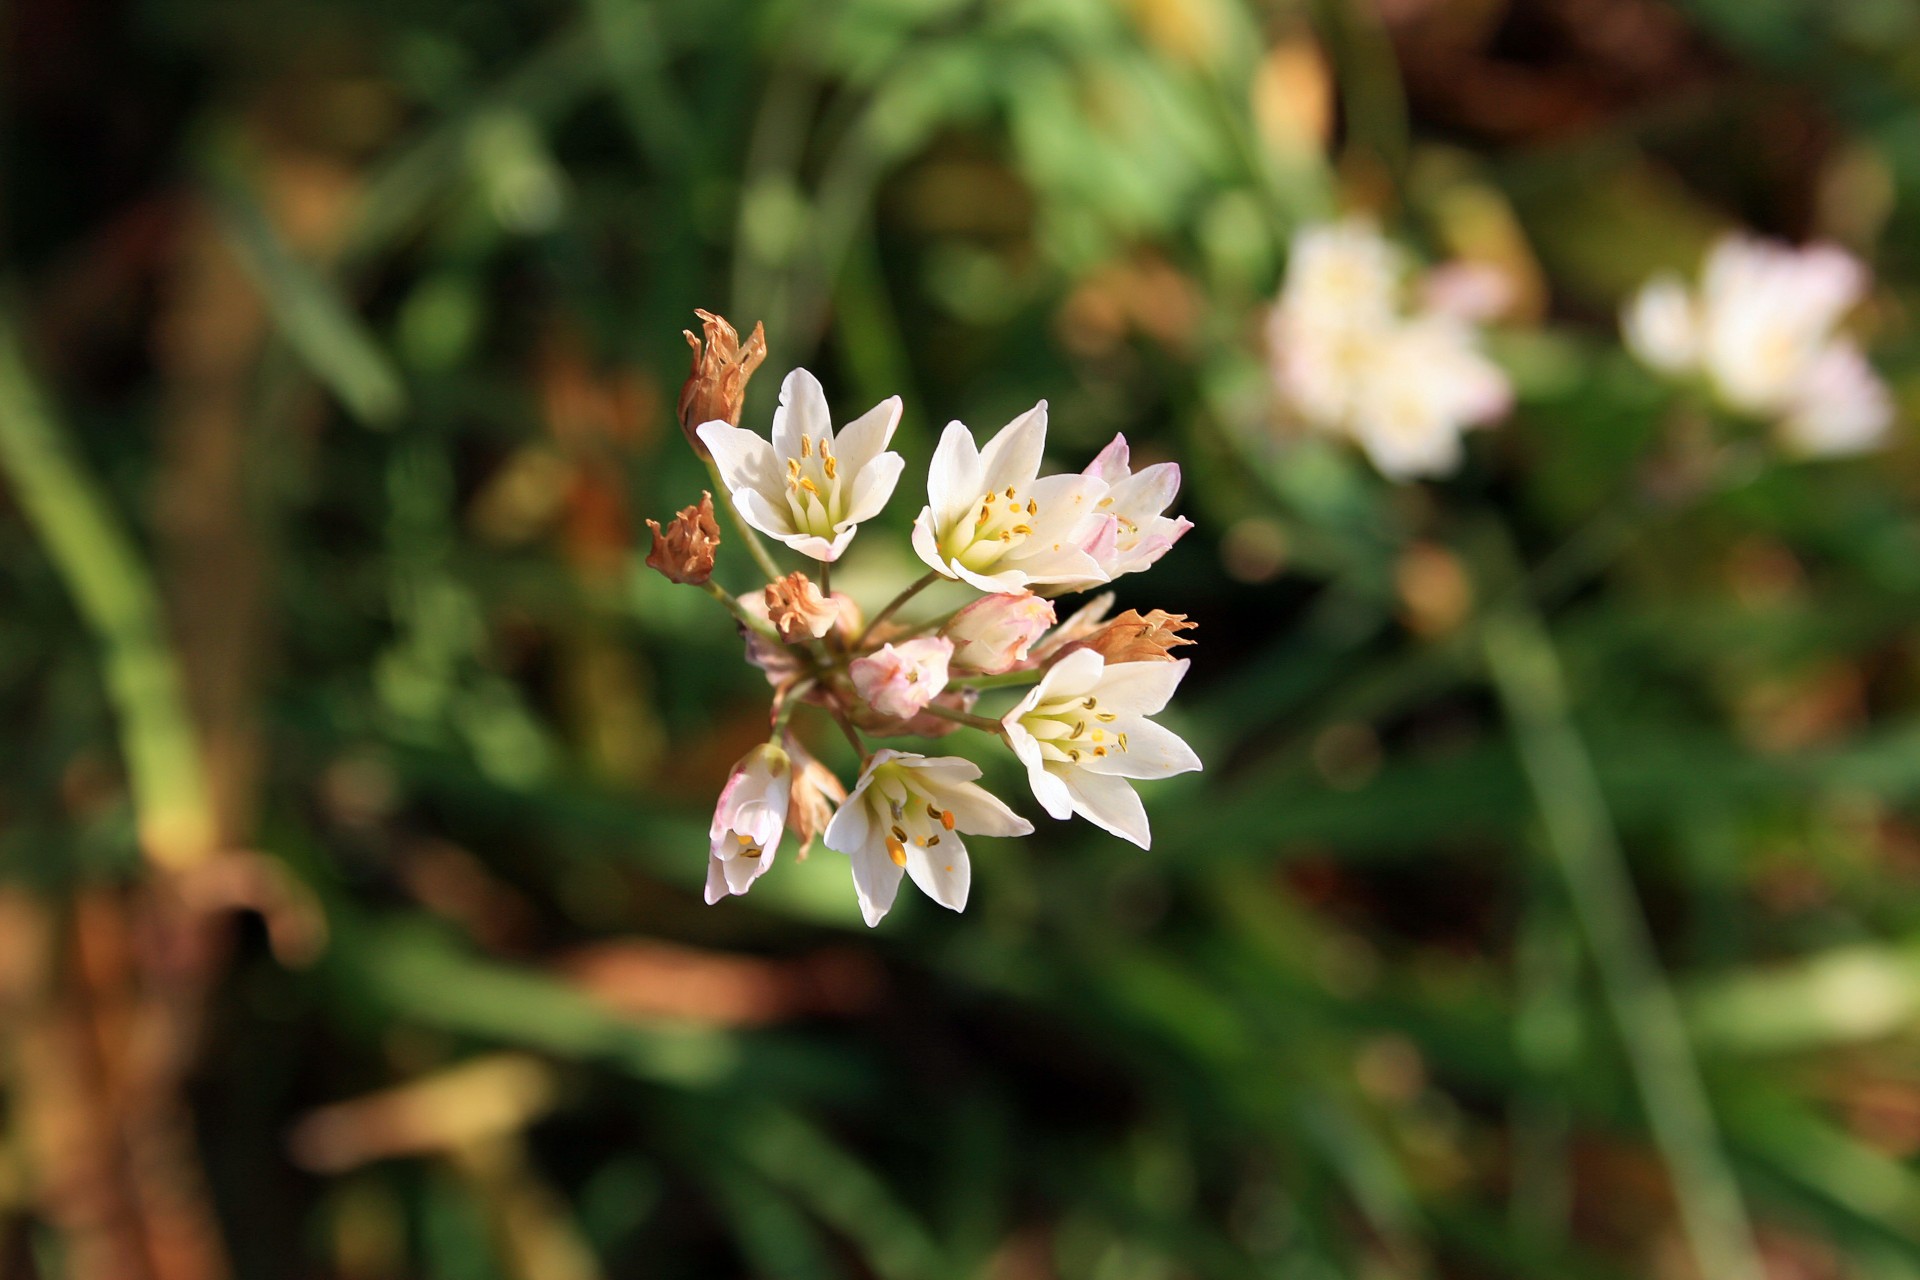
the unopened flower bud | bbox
[678,310,767,460]
[764,572,838,642]
[849,636,953,721]
[706,743,791,903]
[784,737,845,859]
[942,593,1055,674]
[645,492,721,585]
[1071,609,1196,663]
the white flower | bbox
[1622,233,1893,458]
[1269,219,1511,480]
[849,637,953,721]
[1347,316,1510,481]
[1779,343,1893,456]
[697,368,905,561]
[942,592,1056,674]
[1621,274,1698,373]
[910,403,1109,593]
[822,750,1032,926]
[1001,649,1200,849]
[1067,435,1193,589]
[705,743,791,903]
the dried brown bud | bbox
[763,572,838,642]
[678,309,767,459]
[785,738,846,859]
[645,492,721,585]
[1073,609,1197,663]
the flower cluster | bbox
[1622,233,1892,457]
[651,312,1200,926]
[1267,218,1513,480]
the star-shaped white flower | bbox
[822,750,1032,926]
[697,368,905,561]
[1061,435,1192,590]
[911,403,1109,593]
[1001,649,1200,848]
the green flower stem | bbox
[0,310,217,871]
[703,459,785,584]
[1482,594,1764,1280]
[857,570,940,645]
[917,701,1006,737]
[948,668,1044,691]
[702,580,780,641]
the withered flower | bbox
[678,309,768,459]
[785,737,846,859]
[1072,609,1197,664]
[764,572,837,642]
[645,492,721,585]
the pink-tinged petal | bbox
[927,421,984,530]
[698,422,783,497]
[703,858,729,904]
[721,852,769,894]
[1092,657,1189,717]
[1059,769,1151,848]
[1083,434,1131,485]
[834,395,903,471]
[771,368,832,461]
[1106,460,1182,521]
[1078,716,1201,780]
[905,835,970,912]
[1020,472,1107,543]
[979,401,1048,494]
[839,449,906,527]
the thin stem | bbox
[770,680,811,736]
[0,310,217,871]
[702,581,780,641]
[1482,597,1764,1280]
[948,668,1044,691]
[816,558,831,599]
[918,702,1006,737]
[858,570,940,644]
[703,459,785,584]
[824,704,870,766]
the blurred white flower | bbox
[698,368,905,561]
[911,403,1109,592]
[823,751,1032,926]
[1002,649,1201,848]
[706,743,791,903]
[1269,218,1512,479]
[1622,234,1892,455]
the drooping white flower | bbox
[1347,316,1511,481]
[1066,435,1193,589]
[942,593,1056,674]
[910,403,1109,593]
[1001,648,1200,849]
[697,368,905,561]
[850,637,953,721]
[706,743,792,903]
[1269,218,1511,480]
[1622,234,1893,456]
[822,750,1032,926]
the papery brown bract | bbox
[644,492,721,585]
[764,572,838,642]
[1069,609,1197,663]
[678,310,767,460]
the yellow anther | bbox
[736,832,755,845]
[1026,499,1037,516]
[1093,747,1107,757]
[1071,719,1086,737]
[787,458,801,478]
[1066,748,1082,762]
[1096,712,1117,722]
[800,436,811,457]
[1098,496,1114,508]
[941,809,955,830]
[799,477,821,496]
[740,844,762,857]
[823,455,837,480]
[1091,729,1104,743]
[927,834,940,846]
[886,837,907,867]
[891,824,908,842]
[1082,697,1097,709]
[1118,733,1129,751]
[1004,486,1017,500]
[1011,524,1033,536]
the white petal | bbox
[699,423,783,500]
[1006,725,1075,820]
[734,486,800,541]
[834,395,903,471]
[1060,768,1151,848]
[771,368,832,461]
[722,850,770,894]
[1106,461,1181,523]
[950,562,1032,594]
[778,527,851,562]
[906,835,970,912]
[1041,647,1106,700]
[704,857,729,904]
[979,401,1048,495]
[823,784,873,853]
[911,510,956,579]
[940,781,1034,838]
[1083,434,1130,484]
[927,421,984,530]
[848,834,905,927]
[1093,657,1189,716]
[1079,715,1201,780]
[840,450,906,527]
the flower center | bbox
[942,485,1042,571]
[871,767,957,867]
[1019,693,1129,766]
[784,433,846,537]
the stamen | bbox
[941,809,955,830]
[1093,747,1107,757]
[1066,748,1082,762]
[740,844,762,857]
[823,455,837,480]
[1098,496,1114,508]
[927,834,940,846]
[891,824,908,842]
[886,837,907,867]
[1011,524,1033,536]
[800,436,811,457]
[1026,499,1037,516]
[1082,697,1098,709]
[1096,712,1117,722]
[1071,719,1086,737]
[1118,733,1129,751]
[799,477,821,496]
[1004,486,1016,500]
[736,832,754,845]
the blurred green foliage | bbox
[4,0,1920,1277]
